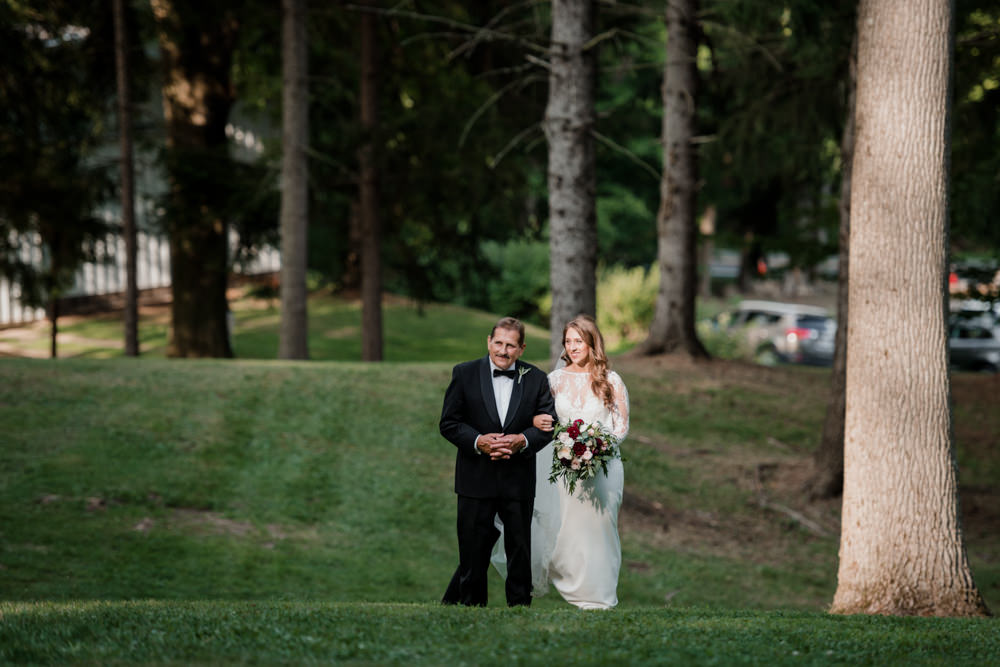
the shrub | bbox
[696,319,755,360]
[481,239,550,325]
[596,264,658,351]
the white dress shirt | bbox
[473,359,519,455]
[490,359,515,426]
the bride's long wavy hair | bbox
[560,315,615,411]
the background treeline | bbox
[1,0,998,327]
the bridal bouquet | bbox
[548,418,621,493]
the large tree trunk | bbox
[358,0,383,362]
[546,0,597,364]
[831,0,989,616]
[113,0,139,357]
[278,0,309,360]
[635,0,707,358]
[807,36,856,500]
[151,0,237,358]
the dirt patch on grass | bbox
[952,373,1000,464]
[961,487,1000,549]
[621,421,840,569]
[154,509,320,548]
[166,509,257,537]
[323,326,358,340]
[622,439,997,576]
[621,491,828,569]
[616,356,836,567]
[35,494,313,548]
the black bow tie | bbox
[493,368,517,379]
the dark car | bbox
[949,312,1000,373]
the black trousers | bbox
[442,494,534,607]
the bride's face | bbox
[563,327,591,367]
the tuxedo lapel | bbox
[478,357,501,427]
[503,361,526,429]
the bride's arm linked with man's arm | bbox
[439,359,556,461]
[531,371,628,442]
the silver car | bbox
[711,300,836,366]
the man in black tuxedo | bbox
[440,317,556,606]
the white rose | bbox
[558,432,573,446]
[582,450,593,461]
[558,447,573,460]
[588,428,595,436]
[571,460,582,470]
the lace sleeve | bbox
[547,369,562,402]
[608,371,630,442]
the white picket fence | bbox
[0,231,280,326]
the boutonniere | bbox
[517,366,531,385]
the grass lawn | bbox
[1,293,997,663]
[2,601,997,665]
[0,289,551,363]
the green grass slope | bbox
[1,298,997,663]
[0,291,551,362]
[0,354,855,609]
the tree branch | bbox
[460,74,546,147]
[591,130,660,181]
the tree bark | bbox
[151,0,237,358]
[807,36,856,500]
[831,0,989,616]
[113,0,139,357]
[358,0,383,362]
[635,0,707,358]
[546,0,597,364]
[278,0,309,360]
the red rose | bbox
[572,442,587,457]
[596,438,604,450]
[567,425,580,438]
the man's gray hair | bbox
[491,317,525,345]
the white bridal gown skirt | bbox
[492,442,624,610]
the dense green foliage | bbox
[0,1,119,307]
[699,2,854,273]
[953,1,1000,256]
[2,2,998,328]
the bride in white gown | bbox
[493,315,629,609]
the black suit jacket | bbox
[440,356,556,499]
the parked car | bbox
[949,312,1000,373]
[709,300,836,366]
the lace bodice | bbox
[548,368,629,442]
